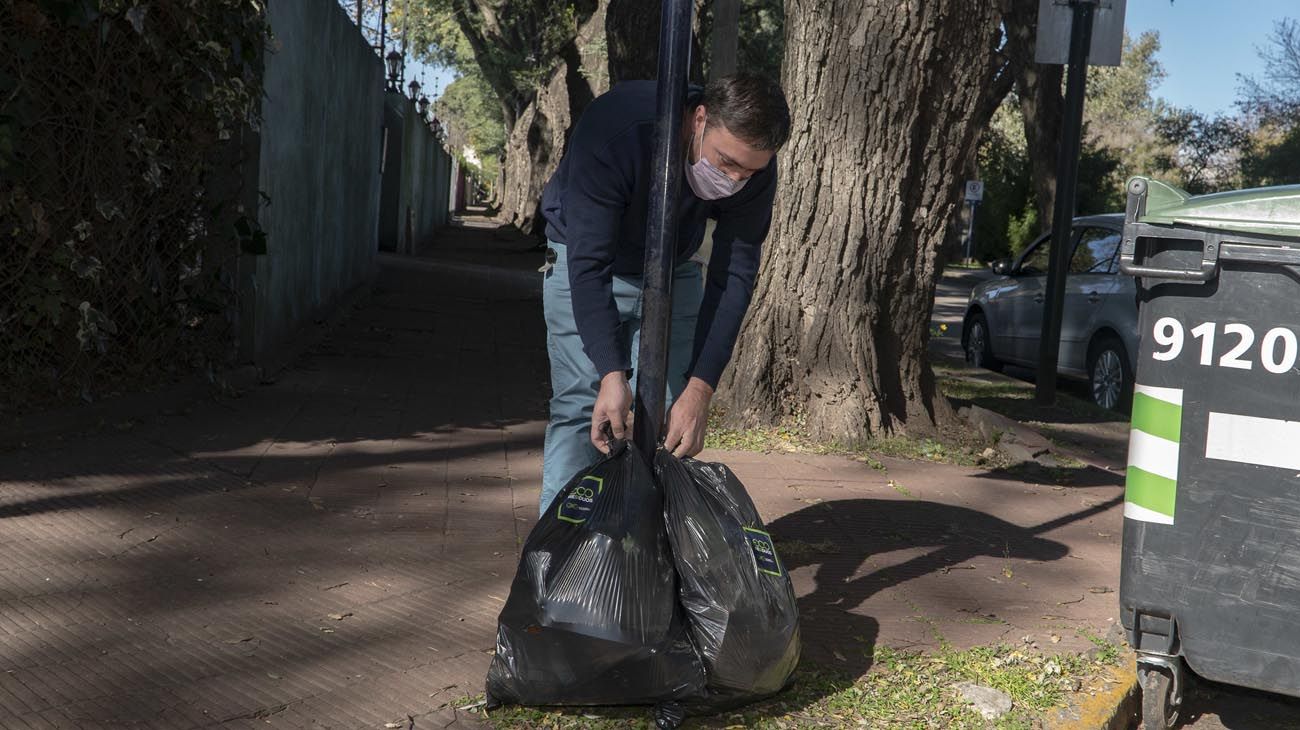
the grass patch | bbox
[470,641,1123,729]
[704,409,999,470]
[861,436,989,467]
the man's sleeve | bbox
[565,134,635,378]
[689,168,777,388]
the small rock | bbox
[954,681,1013,720]
[981,447,998,459]
[1105,622,1127,644]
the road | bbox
[929,266,1101,406]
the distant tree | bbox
[974,30,1168,256]
[1238,18,1300,124]
[1237,17,1300,187]
[1152,108,1248,194]
[697,0,784,80]
[1240,122,1300,187]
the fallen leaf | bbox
[1050,634,1061,643]
[319,627,335,633]
[328,612,354,621]
[1088,586,1114,594]
[267,672,281,680]
[222,636,254,645]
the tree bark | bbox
[1005,0,1062,232]
[716,0,1005,443]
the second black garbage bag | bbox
[656,452,801,710]
[485,438,704,715]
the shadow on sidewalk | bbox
[738,493,1122,718]
[972,462,1125,489]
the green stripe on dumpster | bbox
[1131,392,1183,444]
[1126,466,1177,519]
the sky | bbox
[1124,0,1297,116]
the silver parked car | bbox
[961,214,1138,411]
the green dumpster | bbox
[1119,177,1300,729]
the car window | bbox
[1019,233,1053,275]
[1070,227,1122,274]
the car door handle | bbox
[1087,292,1100,304]
[1034,294,1044,304]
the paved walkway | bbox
[0,217,1128,729]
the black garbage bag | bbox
[657,452,801,710]
[485,438,705,720]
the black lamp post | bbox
[417,95,430,118]
[385,50,402,91]
[408,79,421,100]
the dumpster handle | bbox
[1120,176,1221,282]
[1118,238,1220,282]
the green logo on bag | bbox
[743,527,782,577]
[557,475,604,524]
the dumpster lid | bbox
[1136,178,1300,239]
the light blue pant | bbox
[541,241,704,515]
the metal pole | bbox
[379,0,387,56]
[632,0,693,462]
[964,201,976,261]
[1035,0,1095,405]
[356,0,363,29]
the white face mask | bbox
[684,123,749,200]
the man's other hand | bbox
[591,371,633,453]
[664,377,713,458]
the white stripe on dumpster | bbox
[1127,429,1181,482]
[1124,501,1175,525]
[1135,383,1184,406]
[1206,412,1300,471]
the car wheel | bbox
[1088,336,1133,412]
[965,312,1003,373]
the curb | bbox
[1046,651,1139,730]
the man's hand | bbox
[664,377,714,458]
[591,371,633,453]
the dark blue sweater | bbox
[541,81,776,388]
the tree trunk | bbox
[1019,65,1064,232]
[605,0,707,86]
[716,0,1005,443]
[708,0,739,80]
[450,0,609,234]
[1005,0,1062,232]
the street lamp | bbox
[417,95,430,118]
[408,79,421,100]
[385,50,402,90]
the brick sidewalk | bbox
[0,217,1127,729]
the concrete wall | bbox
[243,0,383,360]
[379,93,453,253]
